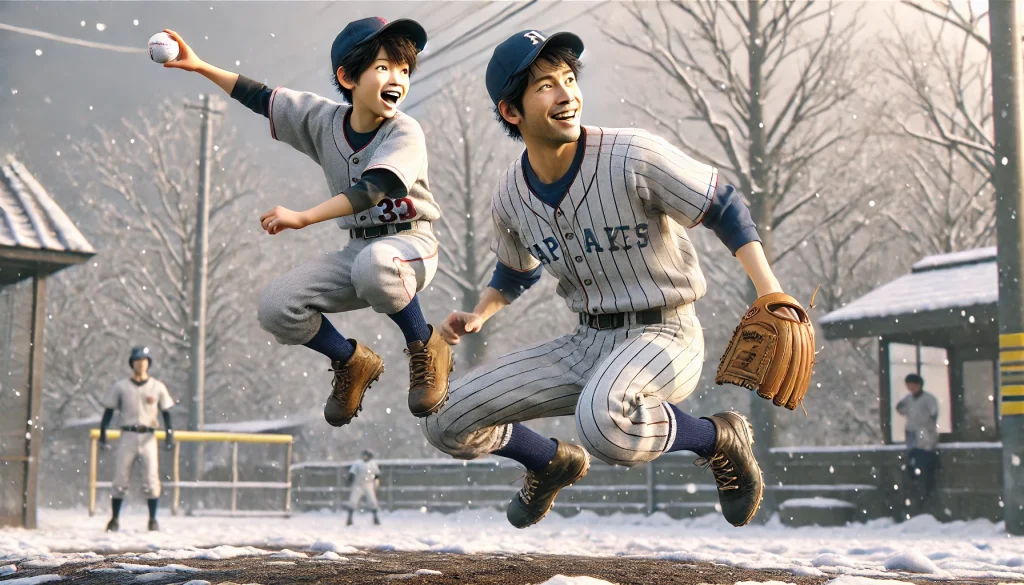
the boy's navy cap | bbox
[331,17,427,73]
[486,30,584,106]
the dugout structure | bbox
[0,156,95,528]
[820,247,1003,519]
[87,429,294,516]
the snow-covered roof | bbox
[820,247,996,325]
[0,155,95,255]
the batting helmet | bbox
[129,346,153,368]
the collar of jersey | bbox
[520,127,588,210]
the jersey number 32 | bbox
[377,197,416,223]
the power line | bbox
[0,21,146,54]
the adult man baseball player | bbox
[346,449,382,526]
[159,18,452,427]
[99,346,175,532]
[424,30,802,529]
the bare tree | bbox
[66,101,320,422]
[605,0,868,458]
[886,0,994,179]
[606,1,865,274]
[43,264,129,426]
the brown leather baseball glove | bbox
[715,292,816,411]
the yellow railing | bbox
[87,429,294,517]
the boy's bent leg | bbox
[350,229,450,417]
[258,248,367,346]
[257,245,384,427]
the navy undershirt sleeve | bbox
[488,261,543,304]
[230,75,272,118]
[699,184,761,256]
[346,170,406,214]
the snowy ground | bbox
[0,508,1021,584]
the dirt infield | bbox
[3,551,1022,585]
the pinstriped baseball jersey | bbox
[268,87,441,229]
[490,126,717,315]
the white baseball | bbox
[148,32,179,64]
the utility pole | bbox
[184,94,221,482]
[990,0,1024,536]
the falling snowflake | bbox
[96,23,107,31]
[35,49,42,56]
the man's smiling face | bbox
[515,59,582,145]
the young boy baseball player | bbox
[99,346,175,532]
[160,18,453,427]
[425,30,795,529]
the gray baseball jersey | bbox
[491,126,716,314]
[101,378,174,428]
[102,377,172,498]
[349,460,381,485]
[268,87,441,229]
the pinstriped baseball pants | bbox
[423,304,704,467]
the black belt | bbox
[349,222,417,240]
[121,425,154,433]
[579,309,663,331]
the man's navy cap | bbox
[486,30,584,106]
[331,17,428,74]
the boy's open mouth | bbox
[382,90,401,105]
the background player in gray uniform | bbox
[346,449,382,526]
[425,30,796,530]
[161,18,453,428]
[99,346,175,532]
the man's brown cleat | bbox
[406,325,454,417]
[324,340,385,427]
[506,440,590,529]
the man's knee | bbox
[574,410,655,468]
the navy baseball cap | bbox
[331,17,428,74]
[486,29,584,106]
[129,346,152,367]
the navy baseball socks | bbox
[147,498,159,531]
[496,424,590,529]
[105,497,122,532]
[104,497,159,531]
[304,317,356,363]
[387,296,432,345]
[494,423,559,471]
[662,402,717,457]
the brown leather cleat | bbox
[324,340,385,427]
[506,440,590,529]
[405,325,454,417]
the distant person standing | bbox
[346,450,381,526]
[99,346,175,532]
[895,373,940,515]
